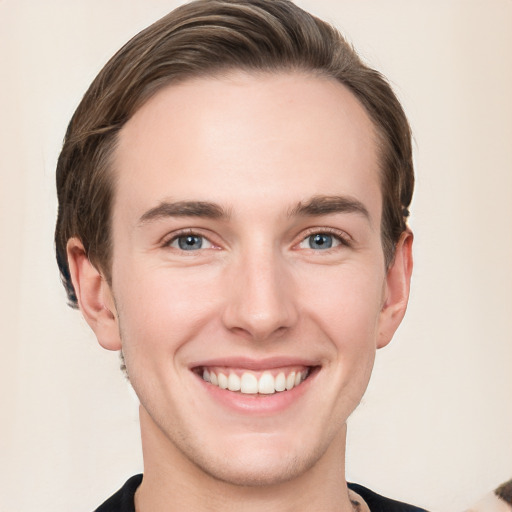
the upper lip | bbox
[190,356,321,372]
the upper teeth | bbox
[202,368,309,394]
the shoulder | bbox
[348,482,429,512]
[93,474,142,512]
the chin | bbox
[175,425,339,488]
[195,449,314,487]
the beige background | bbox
[1,1,511,511]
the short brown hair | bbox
[55,0,414,307]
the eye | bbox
[168,234,213,251]
[298,232,345,250]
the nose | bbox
[221,247,298,342]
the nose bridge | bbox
[222,241,297,340]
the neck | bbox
[135,406,356,512]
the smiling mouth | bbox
[197,366,315,395]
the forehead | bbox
[113,71,381,222]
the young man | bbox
[55,0,422,510]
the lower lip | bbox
[194,369,317,415]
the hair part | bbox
[55,0,414,307]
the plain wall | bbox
[1,1,511,510]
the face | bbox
[70,71,412,486]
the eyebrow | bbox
[138,195,370,226]
[138,200,229,224]
[288,195,370,220]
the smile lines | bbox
[202,367,311,395]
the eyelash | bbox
[297,227,352,250]
[162,227,351,252]
[162,229,216,249]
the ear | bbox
[377,229,413,349]
[66,238,122,351]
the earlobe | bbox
[377,229,413,349]
[66,238,122,351]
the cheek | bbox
[113,265,222,354]
[298,264,385,346]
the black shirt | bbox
[94,474,429,512]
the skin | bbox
[67,71,413,511]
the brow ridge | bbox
[138,200,228,224]
[138,195,369,225]
[288,195,370,219]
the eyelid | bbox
[301,226,352,243]
[296,226,353,247]
[161,228,219,249]
[159,226,352,251]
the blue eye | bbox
[308,233,333,249]
[298,232,344,250]
[179,235,202,250]
[169,234,212,251]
